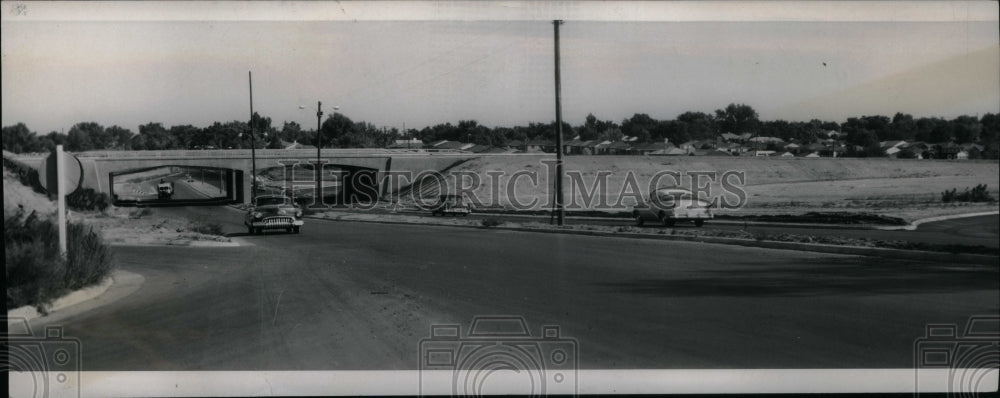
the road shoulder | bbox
[6,269,145,328]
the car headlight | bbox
[253,212,263,219]
[295,209,303,218]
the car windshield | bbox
[255,197,287,206]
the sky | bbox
[2,1,998,135]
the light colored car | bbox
[632,187,713,227]
[244,195,304,234]
[430,194,472,217]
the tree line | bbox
[3,103,998,158]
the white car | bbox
[632,187,713,227]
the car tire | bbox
[695,219,705,227]
[293,226,301,234]
[634,215,644,227]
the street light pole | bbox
[249,70,257,203]
[316,101,323,205]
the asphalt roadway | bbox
[31,204,998,371]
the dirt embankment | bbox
[413,156,998,221]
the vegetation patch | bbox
[5,210,114,311]
[480,218,503,228]
[942,184,995,203]
[188,221,224,236]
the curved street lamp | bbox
[302,102,338,205]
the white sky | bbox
[2,1,998,134]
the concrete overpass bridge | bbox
[7,149,481,205]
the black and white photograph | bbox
[3,1,998,396]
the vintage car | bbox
[632,187,713,227]
[430,194,472,217]
[156,180,174,199]
[244,195,304,234]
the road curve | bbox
[32,205,999,371]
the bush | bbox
[942,184,994,203]
[67,188,111,211]
[480,218,503,228]
[5,210,114,310]
[190,222,224,236]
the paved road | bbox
[31,205,997,371]
[461,213,1000,249]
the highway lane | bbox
[462,213,1000,248]
[35,205,998,371]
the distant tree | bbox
[861,115,891,139]
[981,113,999,158]
[676,111,716,141]
[889,112,916,141]
[279,121,304,145]
[137,122,175,150]
[105,126,134,149]
[578,113,601,141]
[929,121,954,143]
[319,113,354,148]
[621,113,657,141]
[2,123,42,153]
[66,122,108,152]
[952,115,981,144]
[169,124,201,149]
[714,103,759,135]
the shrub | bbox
[480,218,503,228]
[66,188,111,211]
[942,184,994,203]
[190,222,224,236]
[5,210,114,310]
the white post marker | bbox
[56,144,68,256]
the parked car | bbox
[430,194,472,217]
[632,187,713,227]
[244,194,304,234]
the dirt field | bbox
[418,156,999,221]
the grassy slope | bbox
[429,156,999,221]
[3,168,57,217]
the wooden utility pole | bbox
[552,20,565,226]
[249,71,258,202]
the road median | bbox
[305,211,998,265]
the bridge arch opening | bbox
[109,165,242,206]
